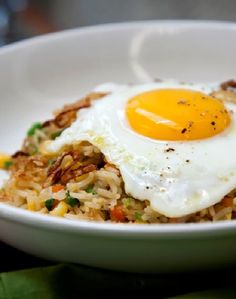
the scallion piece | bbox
[51,130,63,140]
[66,191,80,207]
[85,185,96,195]
[123,197,132,208]
[134,212,142,221]
[27,122,43,137]
[4,160,13,169]
[29,144,38,156]
[48,159,56,166]
[45,198,55,211]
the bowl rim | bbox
[1,19,236,56]
[1,19,236,237]
[1,202,236,237]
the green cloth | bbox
[0,264,235,299]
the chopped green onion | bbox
[66,191,80,207]
[29,144,38,155]
[134,212,143,221]
[4,160,13,169]
[85,185,97,195]
[123,197,132,208]
[51,130,63,140]
[37,136,42,143]
[45,198,55,211]
[48,159,56,166]
[27,122,43,137]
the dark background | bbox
[0,0,236,45]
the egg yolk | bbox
[126,89,231,141]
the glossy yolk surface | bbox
[126,89,231,141]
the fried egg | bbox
[46,80,236,217]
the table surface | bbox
[0,242,54,273]
[1,240,236,291]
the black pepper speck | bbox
[165,148,175,153]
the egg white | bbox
[46,81,236,217]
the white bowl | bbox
[1,20,236,273]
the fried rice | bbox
[1,82,236,224]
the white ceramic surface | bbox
[1,20,236,273]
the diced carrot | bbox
[110,206,126,222]
[52,184,64,193]
[221,196,233,207]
